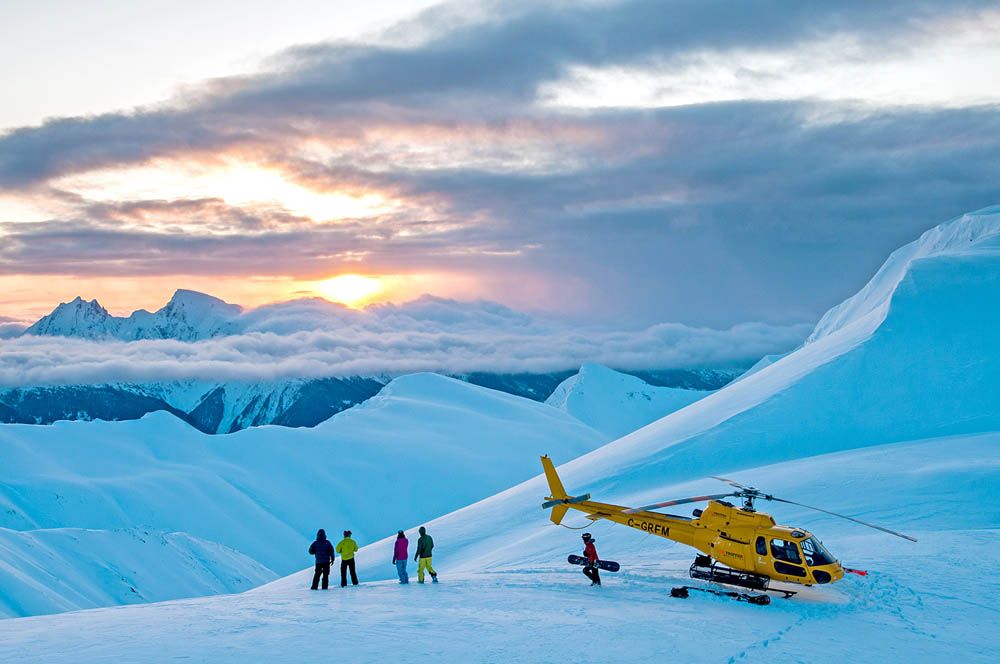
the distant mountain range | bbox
[2,290,749,432]
[0,368,741,434]
[24,290,243,340]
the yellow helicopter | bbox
[540,456,915,602]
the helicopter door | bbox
[770,538,807,578]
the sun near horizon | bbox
[312,273,385,308]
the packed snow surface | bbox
[0,528,274,618]
[0,433,995,663]
[546,363,710,438]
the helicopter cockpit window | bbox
[755,536,767,556]
[769,538,802,564]
[800,537,835,566]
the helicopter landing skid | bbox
[686,555,797,600]
[670,585,771,605]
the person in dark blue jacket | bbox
[308,529,336,590]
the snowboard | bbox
[567,554,620,572]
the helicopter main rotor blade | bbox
[768,497,917,542]
[711,476,752,491]
[623,493,737,514]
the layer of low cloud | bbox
[0,296,810,386]
[0,315,27,339]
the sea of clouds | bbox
[0,296,810,386]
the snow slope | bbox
[546,363,711,438]
[0,528,274,618]
[0,373,604,617]
[0,433,995,663]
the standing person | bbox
[414,526,438,584]
[308,528,335,590]
[581,532,601,586]
[337,530,360,587]
[392,530,409,584]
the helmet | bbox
[344,530,352,537]
[581,533,592,541]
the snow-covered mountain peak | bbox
[163,289,242,315]
[546,364,710,438]
[24,290,244,341]
[138,289,242,341]
[23,296,117,338]
[808,205,1000,344]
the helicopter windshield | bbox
[800,537,835,566]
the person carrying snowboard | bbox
[414,526,438,584]
[308,528,335,590]
[337,530,360,587]
[581,532,601,586]
[392,530,409,584]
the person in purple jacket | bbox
[392,530,410,584]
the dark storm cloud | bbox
[0,0,987,185]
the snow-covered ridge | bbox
[546,363,711,438]
[807,205,1000,343]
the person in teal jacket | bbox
[414,526,438,583]
[337,530,359,587]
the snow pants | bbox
[395,559,409,584]
[311,562,330,590]
[341,558,358,587]
[417,556,436,582]
[583,565,601,585]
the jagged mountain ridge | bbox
[24,290,242,340]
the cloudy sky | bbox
[1,0,998,328]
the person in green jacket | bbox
[414,526,438,584]
[336,530,359,587]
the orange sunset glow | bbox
[312,274,384,307]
